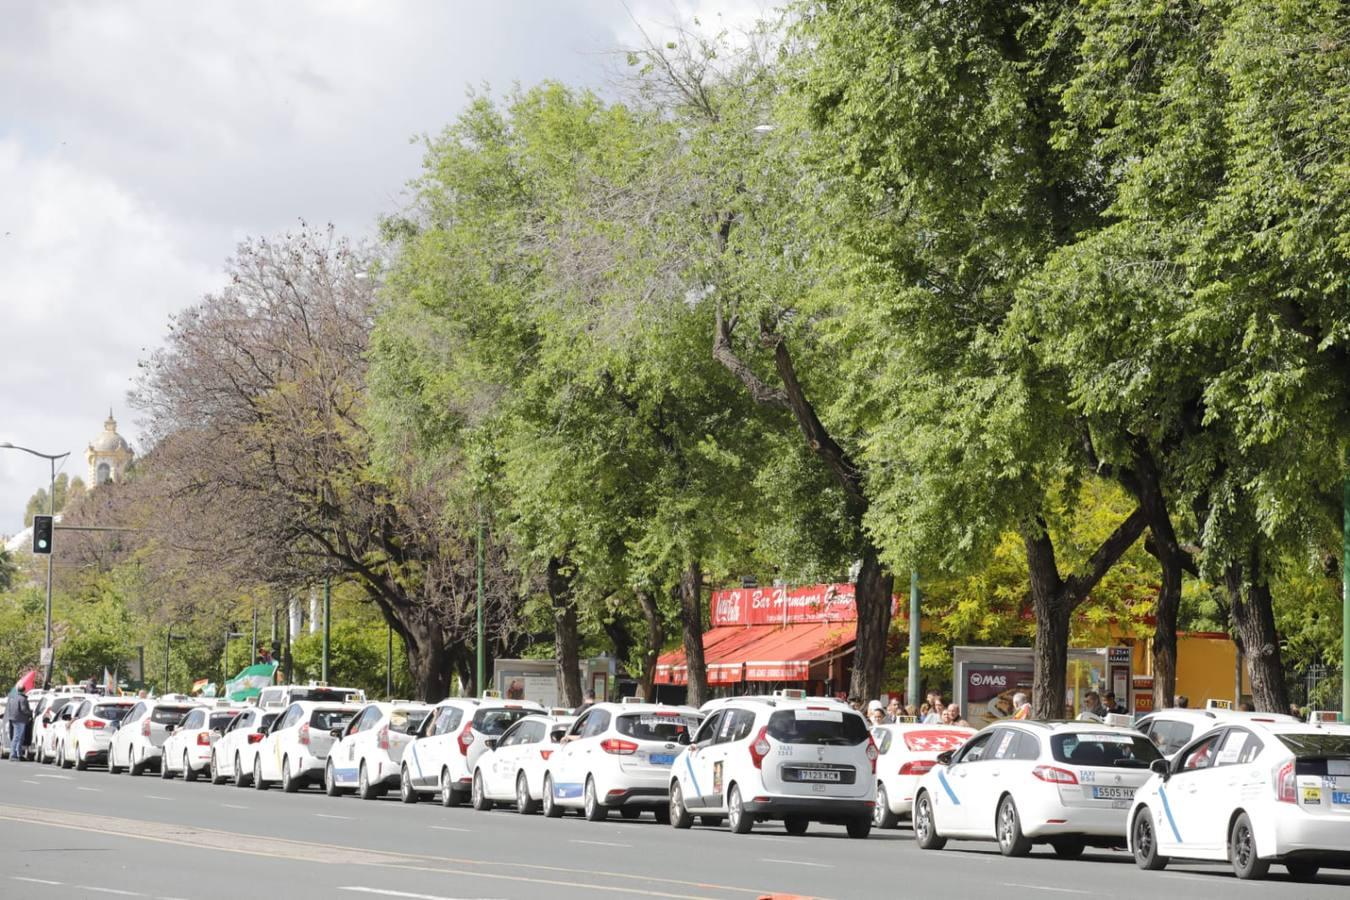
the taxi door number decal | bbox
[713,761,723,795]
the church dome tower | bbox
[87,410,134,486]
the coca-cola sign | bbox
[710,583,863,626]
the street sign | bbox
[39,646,53,666]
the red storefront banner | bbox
[711,583,860,627]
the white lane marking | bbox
[77,787,102,792]
[33,774,71,780]
[340,888,497,900]
[145,795,173,801]
[14,876,64,885]
[429,825,470,832]
[79,888,143,897]
[569,839,632,848]
[22,780,41,785]
[220,803,250,809]
[1000,885,1090,896]
[315,813,353,820]
[759,859,833,869]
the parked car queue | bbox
[9,684,1350,884]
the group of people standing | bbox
[852,690,972,728]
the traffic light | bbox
[32,515,53,554]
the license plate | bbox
[1091,786,1134,800]
[1333,791,1350,805]
[649,753,675,766]
[797,769,842,782]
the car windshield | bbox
[472,708,532,736]
[1051,732,1162,768]
[151,706,193,726]
[92,705,133,722]
[208,713,239,731]
[766,709,869,746]
[1276,733,1350,758]
[310,709,355,730]
[259,713,279,730]
[616,713,700,743]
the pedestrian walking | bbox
[5,683,33,761]
[1081,691,1106,720]
[866,700,887,725]
[1175,695,1189,709]
[1012,692,1032,720]
[1103,691,1126,715]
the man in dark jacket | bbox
[5,686,33,761]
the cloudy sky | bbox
[0,0,767,536]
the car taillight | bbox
[299,723,310,746]
[866,738,879,774]
[599,739,638,755]
[247,733,265,744]
[539,749,552,761]
[196,732,211,746]
[457,722,474,756]
[749,727,770,769]
[1276,760,1296,803]
[1032,765,1079,785]
[82,720,106,730]
[899,760,935,776]
[142,719,151,738]
[377,724,389,751]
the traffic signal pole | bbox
[908,571,921,708]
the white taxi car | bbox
[871,721,975,828]
[210,706,280,786]
[544,699,702,823]
[254,701,359,791]
[668,698,876,837]
[257,683,366,711]
[914,719,1163,857]
[401,697,544,807]
[1128,720,1350,881]
[1135,702,1299,759]
[160,707,242,782]
[108,698,203,776]
[58,697,138,770]
[325,702,430,799]
[34,693,92,764]
[469,714,574,813]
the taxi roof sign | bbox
[772,689,807,700]
[1206,698,1233,710]
[1309,710,1341,723]
[620,696,649,704]
[480,690,501,699]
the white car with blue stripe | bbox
[324,702,431,799]
[400,697,545,806]
[252,701,360,791]
[469,714,574,813]
[1128,719,1350,881]
[913,718,1162,857]
[542,699,702,822]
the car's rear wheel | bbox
[400,764,419,804]
[652,804,670,825]
[784,816,809,836]
[253,755,268,791]
[1285,861,1320,882]
[846,817,872,839]
[913,791,946,851]
[669,782,693,829]
[1051,838,1085,859]
[542,775,563,818]
[440,767,461,807]
[727,785,753,835]
[873,783,899,829]
[235,753,250,788]
[281,756,299,793]
[515,772,538,815]
[1132,809,1168,871]
[325,759,344,797]
[1229,812,1269,880]
[997,796,1032,857]
[184,751,198,783]
[583,776,606,821]
[471,770,493,811]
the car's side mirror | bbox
[936,749,955,767]
[330,727,344,739]
[483,738,499,751]
[165,725,176,734]
[1150,758,1169,779]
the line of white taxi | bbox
[17,682,1350,882]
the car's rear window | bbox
[93,705,133,722]
[473,708,533,736]
[1051,732,1161,767]
[310,709,355,730]
[293,688,361,704]
[208,713,239,731]
[259,713,279,730]
[616,712,700,743]
[1276,733,1350,758]
[151,706,193,725]
[46,698,75,715]
[766,709,869,745]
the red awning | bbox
[653,622,855,686]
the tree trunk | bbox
[678,561,709,707]
[1226,558,1290,713]
[849,546,894,701]
[601,617,634,678]
[402,621,452,702]
[1151,553,1182,710]
[636,590,664,701]
[547,557,583,708]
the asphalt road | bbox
[0,759,1346,900]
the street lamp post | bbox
[1,442,70,689]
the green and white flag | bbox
[226,663,278,701]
